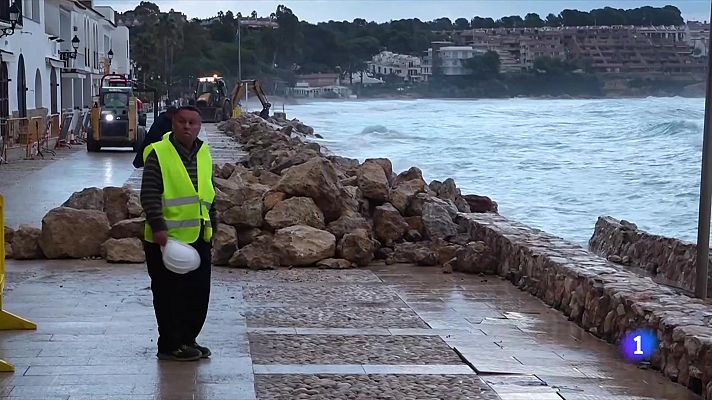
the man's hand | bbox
[154,231,168,247]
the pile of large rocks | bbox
[4,186,146,263]
[212,113,499,271]
[5,113,499,273]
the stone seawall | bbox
[460,212,712,398]
[589,216,709,293]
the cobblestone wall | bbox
[459,212,712,399]
[588,216,710,293]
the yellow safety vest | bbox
[143,133,215,243]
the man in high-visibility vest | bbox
[140,105,216,362]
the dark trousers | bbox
[144,239,212,353]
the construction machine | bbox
[87,74,158,152]
[230,80,271,119]
[193,75,232,122]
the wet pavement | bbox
[1,122,243,228]
[0,260,699,399]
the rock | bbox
[407,193,458,219]
[62,187,104,210]
[404,216,424,235]
[357,161,389,202]
[463,194,498,213]
[273,225,336,266]
[404,230,422,242]
[222,202,263,228]
[375,247,394,260]
[213,224,238,266]
[366,158,393,184]
[436,178,460,203]
[214,188,235,214]
[393,242,438,265]
[340,176,358,186]
[102,238,145,263]
[393,167,424,186]
[102,187,131,225]
[442,258,455,274]
[219,163,236,179]
[229,235,279,270]
[432,239,461,265]
[317,258,355,269]
[328,156,360,173]
[422,202,459,240]
[11,225,42,259]
[454,241,498,274]
[620,220,638,231]
[3,225,14,244]
[373,203,409,246]
[39,207,110,259]
[389,178,427,214]
[341,185,364,215]
[214,177,270,204]
[607,254,623,264]
[237,228,262,248]
[338,229,375,266]
[264,197,325,231]
[274,158,345,222]
[454,196,471,213]
[326,212,372,240]
[110,217,145,239]
[127,191,143,218]
[263,191,287,212]
[4,242,12,259]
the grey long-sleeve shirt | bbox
[140,133,217,236]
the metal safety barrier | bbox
[0,194,37,372]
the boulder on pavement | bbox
[39,207,110,259]
[274,158,345,222]
[12,225,43,260]
[212,224,238,266]
[454,241,498,274]
[337,229,375,266]
[229,235,279,270]
[4,225,14,244]
[373,203,408,246]
[4,242,12,259]
[110,217,145,239]
[63,187,104,211]
[102,238,145,263]
[389,173,427,214]
[273,225,336,266]
[422,202,459,240]
[127,191,144,218]
[222,202,263,228]
[327,212,372,240]
[264,197,325,231]
[263,191,287,212]
[104,187,131,225]
[317,258,355,269]
[237,227,262,248]
[357,160,390,202]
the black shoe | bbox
[157,345,202,361]
[189,342,211,358]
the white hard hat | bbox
[161,239,200,274]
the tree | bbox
[497,16,524,28]
[524,13,545,28]
[560,9,595,26]
[545,13,562,27]
[463,51,500,79]
[430,17,453,31]
[471,17,496,28]
[454,18,470,30]
[533,56,577,74]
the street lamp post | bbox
[236,15,241,82]
[58,35,81,67]
[0,4,21,38]
[694,0,712,298]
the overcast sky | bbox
[94,1,712,23]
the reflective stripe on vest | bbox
[143,134,215,244]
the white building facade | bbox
[368,51,423,82]
[422,45,485,81]
[0,0,129,157]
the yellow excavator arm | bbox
[230,80,271,110]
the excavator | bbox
[192,75,271,122]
